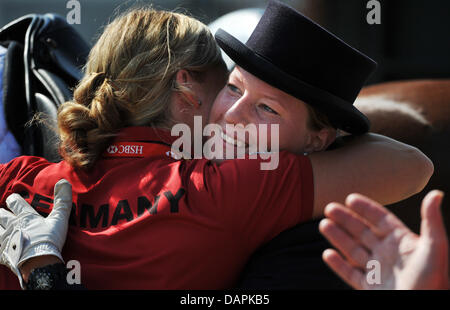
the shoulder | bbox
[0,156,54,205]
[184,151,311,177]
[181,151,313,208]
[0,156,51,176]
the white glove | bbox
[0,179,72,289]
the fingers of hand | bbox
[0,225,5,238]
[5,194,38,217]
[319,218,370,269]
[345,193,406,237]
[0,208,16,231]
[324,202,380,250]
[420,190,448,244]
[423,190,444,208]
[48,179,73,222]
[322,248,365,290]
[54,179,72,204]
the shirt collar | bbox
[114,126,178,146]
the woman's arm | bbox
[309,133,434,218]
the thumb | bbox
[47,179,73,224]
[420,190,448,244]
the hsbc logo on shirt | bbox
[107,145,118,154]
[102,141,170,158]
[107,144,143,155]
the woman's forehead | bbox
[232,67,276,94]
[230,66,305,108]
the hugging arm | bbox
[309,133,434,218]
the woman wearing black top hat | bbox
[207,0,433,289]
[0,1,433,289]
[211,0,392,289]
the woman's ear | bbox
[175,70,201,108]
[321,127,338,150]
[305,127,337,153]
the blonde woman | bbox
[0,3,432,289]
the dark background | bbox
[1,0,449,85]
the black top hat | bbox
[215,0,377,134]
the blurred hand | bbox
[319,190,449,290]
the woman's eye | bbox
[259,104,279,115]
[227,83,241,95]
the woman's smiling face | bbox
[208,66,322,155]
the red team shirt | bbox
[0,126,313,289]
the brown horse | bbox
[354,79,450,236]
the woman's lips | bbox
[220,130,246,148]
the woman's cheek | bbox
[208,91,229,124]
[277,125,306,154]
[254,122,279,152]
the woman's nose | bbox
[223,96,252,125]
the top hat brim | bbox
[215,28,370,134]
